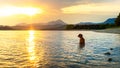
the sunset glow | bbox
[27,30,45,67]
[62,4,120,14]
[28,30,36,61]
[0,0,120,25]
[0,6,43,16]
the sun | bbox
[21,7,43,16]
[0,6,43,16]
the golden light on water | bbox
[0,6,43,16]
[28,30,36,61]
[27,30,46,67]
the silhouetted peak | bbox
[103,18,116,24]
[48,19,66,25]
[56,19,64,22]
[15,23,29,26]
[76,22,96,25]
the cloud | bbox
[61,4,120,14]
[0,0,119,15]
[0,0,119,25]
[0,0,115,9]
[61,0,120,14]
[35,0,114,8]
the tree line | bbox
[66,13,120,30]
[115,13,120,26]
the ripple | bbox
[0,31,120,68]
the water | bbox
[0,30,120,68]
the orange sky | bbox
[0,0,120,25]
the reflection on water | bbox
[27,30,45,67]
[0,30,120,68]
[28,30,36,61]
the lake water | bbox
[0,30,120,68]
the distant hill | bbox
[15,23,29,26]
[33,19,66,30]
[0,25,14,30]
[102,18,116,24]
[1,18,116,30]
[13,19,66,30]
[47,19,66,25]
[76,22,96,25]
[76,18,116,25]
[42,19,66,30]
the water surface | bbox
[0,30,120,68]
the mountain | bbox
[40,19,66,30]
[76,22,96,25]
[0,25,14,30]
[47,19,66,25]
[76,18,116,25]
[15,23,29,26]
[102,18,116,24]
[13,19,66,30]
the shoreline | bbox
[0,28,120,34]
[95,27,120,34]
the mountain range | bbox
[13,19,66,30]
[101,18,116,24]
[76,18,116,25]
[12,18,116,30]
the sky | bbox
[0,0,120,25]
